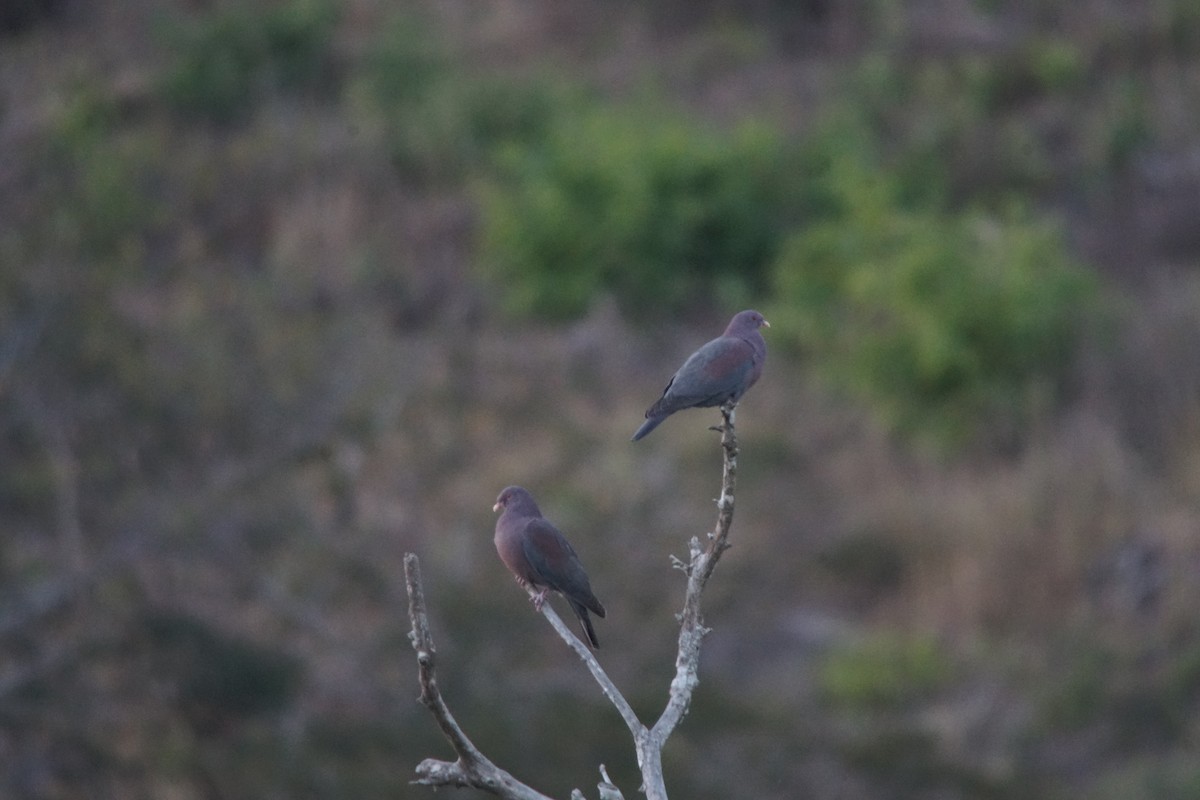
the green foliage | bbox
[0,84,164,527]
[1166,0,1200,51]
[954,39,1090,115]
[158,0,337,121]
[843,36,1156,199]
[479,106,798,318]
[352,13,576,183]
[1098,76,1152,170]
[1089,753,1200,800]
[819,633,952,710]
[44,84,166,258]
[1039,638,1200,748]
[1027,38,1089,93]
[1038,646,1112,730]
[770,132,1101,447]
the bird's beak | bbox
[492,502,502,513]
[763,319,771,328]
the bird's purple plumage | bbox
[632,310,768,440]
[493,486,606,648]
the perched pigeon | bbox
[493,486,607,648]
[632,309,769,441]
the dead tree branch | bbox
[655,402,738,728]
[404,554,555,799]
[405,403,743,799]
[526,592,642,739]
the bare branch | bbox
[596,765,625,800]
[407,402,744,800]
[648,403,739,752]
[529,589,644,738]
[403,554,557,800]
[568,404,742,800]
[568,764,625,800]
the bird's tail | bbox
[631,414,666,441]
[569,599,600,649]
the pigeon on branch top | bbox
[632,309,769,441]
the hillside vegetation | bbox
[2,1,1200,798]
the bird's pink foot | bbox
[531,588,549,611]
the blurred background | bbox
[2,0,1200,797]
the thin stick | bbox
[404,554,556,800]
[641,403,740,796]
[531,592,644,740]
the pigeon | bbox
[493,486,606,648]
[632,309,769,441]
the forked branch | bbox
[404,554,555,799]
[405,404,742,799]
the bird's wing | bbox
[521,518,602,614]
[521,518,582,586]
[662,336,755,408]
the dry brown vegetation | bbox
[2,0,1200,798]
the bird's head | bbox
[493,485,537,515]
[729,309,769,333]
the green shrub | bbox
[770,142,1101,447]
[846,44,1099,199]
[351,13,574,183]
[45,83,166,258]
[349,10,450,176]
[819,633,952,710]
[158,0,337,121]
[1037,646,1113,730]
[845,33,1165,200]
[1027,38,1089,93]
[478,106,799,318]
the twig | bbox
[404,554,557,800]
[642,403,739,796]
[569,765,624,800]
[596,764,623,800]
[529,591,642,740]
